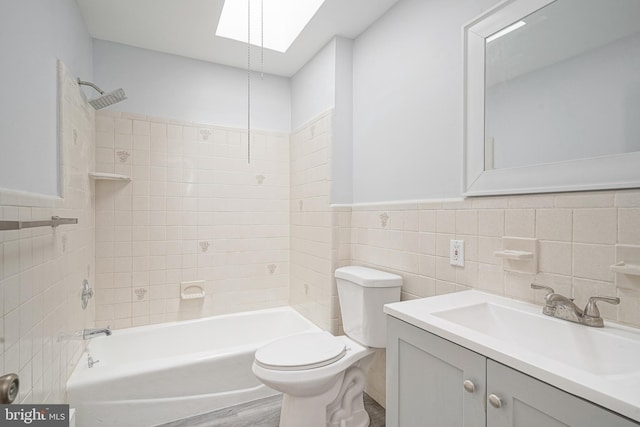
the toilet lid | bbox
[255,332,346,371]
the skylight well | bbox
[486,20,526,43]
[216,0,325,53]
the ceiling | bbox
[75,0,400,77]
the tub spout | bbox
[83,326,112,340]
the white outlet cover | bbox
[450,239,465,267]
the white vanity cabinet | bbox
[387,316,639,427]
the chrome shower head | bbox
[77,78,127,110]
[88,88,127,110]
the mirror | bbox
[464,0,640,196]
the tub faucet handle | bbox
[88,355,100,368]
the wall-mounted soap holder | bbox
[496,237,538,274]
[494,250,534,261]
[180,280,206,300]
[613,245,640,289]
[610,262,640,276]
[89,172,131,182]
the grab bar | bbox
[0,216,78,231]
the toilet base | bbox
[278,365,371,427]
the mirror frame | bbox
[463,0,640,196]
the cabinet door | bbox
[387,316,486,427]
[487,360,639,427]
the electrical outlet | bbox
[450,240,465,267]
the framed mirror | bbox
[463,0,640,196]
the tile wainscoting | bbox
[345,191,640,405]
[289,111,350,333]
[347,192,640,326]
[93,111,290,328]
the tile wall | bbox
[349,191,640,405]
[92,111,290,328]
[0,61,96,403]
[349,193,640,325]
[289,111,348,333]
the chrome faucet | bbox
[87,355,100,368]
[531,284,619,327]
[82,326,112,340]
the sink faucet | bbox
[531,284,619,327]
[82,326,112,340]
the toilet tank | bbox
[335,266,402,348]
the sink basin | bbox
[432,302,640,376]
[384,290,640,422]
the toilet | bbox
[252,266,402,427]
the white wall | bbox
[332,38,354,204]
[291,37,354,203]
[352,0,500,203]
[0,1,92,196]
[93,40,291,132]
[291,39,336,130]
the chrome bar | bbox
[0,216,78,231]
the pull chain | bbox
[247,0,251,163]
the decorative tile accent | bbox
[268,264,277,274]
[116,150,130,163]
[256,174,266,184]
[134,288,147,301]
[199,129,212,140]
[379,212,389,228]
[199,241,210,253]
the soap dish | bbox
[610,261,640,276]
[180,280,206,300]
[494,250,534,260]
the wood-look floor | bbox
[157,393,385,427]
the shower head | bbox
[77,78,127,110]
[88,88,127,110]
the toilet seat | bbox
[255,332,346,371]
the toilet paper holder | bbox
[0,373,19,404]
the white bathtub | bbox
[67,307,320,427]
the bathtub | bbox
[67,307,320,427]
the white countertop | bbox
[384,290,640,423]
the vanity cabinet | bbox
[387,316,639,427]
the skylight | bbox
[216,0,325,53]
[486,20,526,43]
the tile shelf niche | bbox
[89,172,131,182]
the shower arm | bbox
[77,79,105,95]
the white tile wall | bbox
[349,192,640,326]
[289,111,345,333]
[0,62,95,404]
[94,111,290,328]
[348,191,640,407]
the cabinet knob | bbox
[488,393,503,408]
[463,380,476,393]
